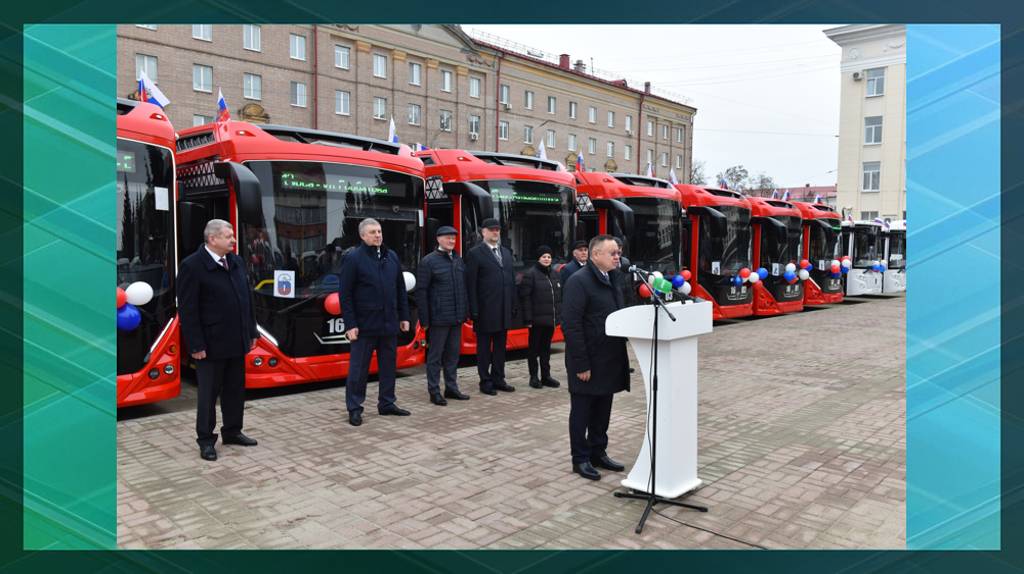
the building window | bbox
[408,62,422,86]
[660,152,669,166]
[675,127,684,143]
[499,120,509,140]
[523,125,533,143]
[675,154,683,169]
[865,116,883,144]
[469,76,481,98]
[290,34,306,61]
[588,138,597,155]
[192,114,213,127]
[192,25,212,42]
[588,106,596,123]
[192,64,212,93]
[624,144,632,161]
[625,115,633,133]
[335,90,351,115]
[407,103,421,125]
[290,81,307,107]
[607,141,615,158]
[373,54,388,79]
[469,115,481,137]
[607,111,615,128]
[646,149,654,165]
[861,210,879,220]
[243,73,261,100]
[866,67,885,97]
[135,54,158,82]
[136,25,158,31]
[569,101,578,119]
[646,119,654,137]
[567,134,577,151]
[373,97,387,120]
[500,84,510,105]
[440,110,452,132]
[525,90,534,110]
[548,96,557,114]
[862,161,881,191]
[661,125,669,140]
[243,25,261,52]
[335,45,350,69]
[441,70,453,93]
[546,129,556,148]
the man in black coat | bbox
[559,239,589,285]
[465,217,517,395]
[339,218,412,426]
[561,234,631,480]
[176,219,258,461]
[415,225,471,406]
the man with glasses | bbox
[560,234,630,481]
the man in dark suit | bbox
[561,234,630,480]
[415,225,471,406]
[176,219,258,461]
[339,218,412,426]
[559,239,589,285]
[465,217,517,395]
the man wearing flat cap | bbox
[560,239,589,285]
[465,217,517,395]
[415,226,471,406]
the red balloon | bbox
[637,283,653,299]
[116,287,127,309]
[681,269,692,281]
[800,259,810,269]
[831,263,841,272]
[739,267,751,279]
[324,293,341,315]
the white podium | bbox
[606,300,713,498]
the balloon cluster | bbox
[638,269,692,299]
[116,282,154,331]
[870,260,888,273]
[831,256,852,278]
[782,262,799,285]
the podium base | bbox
[613,489,708,534]
[620,477,702,499]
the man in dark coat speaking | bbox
[465,217,517,395]
[560,234,630,480]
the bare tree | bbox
[715,165,749,190]
[690,160,708,185]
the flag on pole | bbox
[813,193,822,204]
[576,148,585,172]
[388,116,399,144]
[668,168,679,185]
[216,89,230,122]
[781,190,790,201]
[537,140,548,161]
[770,190,779,199]
[717,176,729,190]
[645,162,653,178]
[137,71,170,109]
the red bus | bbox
[416,149,576,353]
[116,99,181,407]
[794,201,844,305]
[174,122,426,388]
[748,197,805,316]
[674,185,754,320]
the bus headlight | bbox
[268,358,278,367]
[163,364,175,375]
[148,369,160,380]
[253,357,264,367]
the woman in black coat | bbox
[520,245,562,389]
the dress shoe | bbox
[430,394,448,406]
[572,461,601,481]
[541,377,561,388]
[349,411,363,426]
[444,389,470,400]
[222,432,258,446]
[480,387,497,396]
[379,405,411,416]
[590,454,625,472]
[528,377,543,389]
[495,383,516,392]
[200,445,217,461]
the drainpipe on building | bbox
[312,25,318,129]
[494,52,503,152]
[637,82,649,173]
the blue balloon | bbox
[117,303,141,331]
[807,263,814,271]
[841,266,850,274]
[880,264,887,272]
[757,267,769,280]
[671,275,686,289]
[783,271,796,282]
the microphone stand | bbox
[614,266,707,534]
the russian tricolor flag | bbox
[576,149,585,172]
[137,71,169,109]
[217,88,230,122]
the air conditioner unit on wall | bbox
[503,103,511,111]
[469,133,479,141]
[852,71,863,81]
[625,129,632,136]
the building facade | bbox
[118,24,696,179]
[824,25,906,222]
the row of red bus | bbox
[117,99,906,408]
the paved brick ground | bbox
[117,295,906,549]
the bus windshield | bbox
[701,204,751,276]
[809,218,841,264]
[467,180,574,271]
[777,215,803,265]
[853,225,880,268]
[116,138,175,375]
[887,231,906,269]
[622,197,682,274]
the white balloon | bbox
[652,271,663,280]
[785,262,796,273]
[747,273,760,284]
[403,271,416,292]
[681,281,692,295]
[125,281,154,306]
[831,259,841,268]
[841,259,852,269]
[798,269,810,281]
[872,260,880,267]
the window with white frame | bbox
[569,101,578,119]
[439,110,452,131]
[588,137,596,154]
[290,81,307,107]
[661,125,669,140]
[866,67,885,96]
[407,103,421,125]
[548,96,557,114]
[568,133,577,151]
[193,114,213,127]
[290,34,306,60]
[136,24,158,30]
[523,125,533,143]
[499,120,509,140]
[335,90,350,115]
[373,54,387,79]
[646,149,654,165]
[335,45,350,69]
[660,152,668,166]
[546,129,556,148]
[525,90,534,110]
[607,111,615,128]
[192,25,212,41]
[862,161,881,191]
[192,64,212,92]
[607,141,614,158]
[588,106,596,123]
[624,144,632,161]
[500,84,510,105]
[675,127,684,143]
[646,119,654,137]
[860,210,879,220]
[441,70,453,93]
[864,116,883,144]
[675,154,683,169]
[243,25,261,52]
[625,115,633,133]
[373,97,387,120]
[135,54,158,82]
[469,76,481,98]
[409,62,422,86]
[470,115,481,136]
[243,73,261,100]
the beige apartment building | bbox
[825,24,907,222]
[118,24,695,179]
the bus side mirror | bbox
[689,205,728,237]
[179,201,208,256]
[214,161,263,224]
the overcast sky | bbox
[471,25,843,188]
